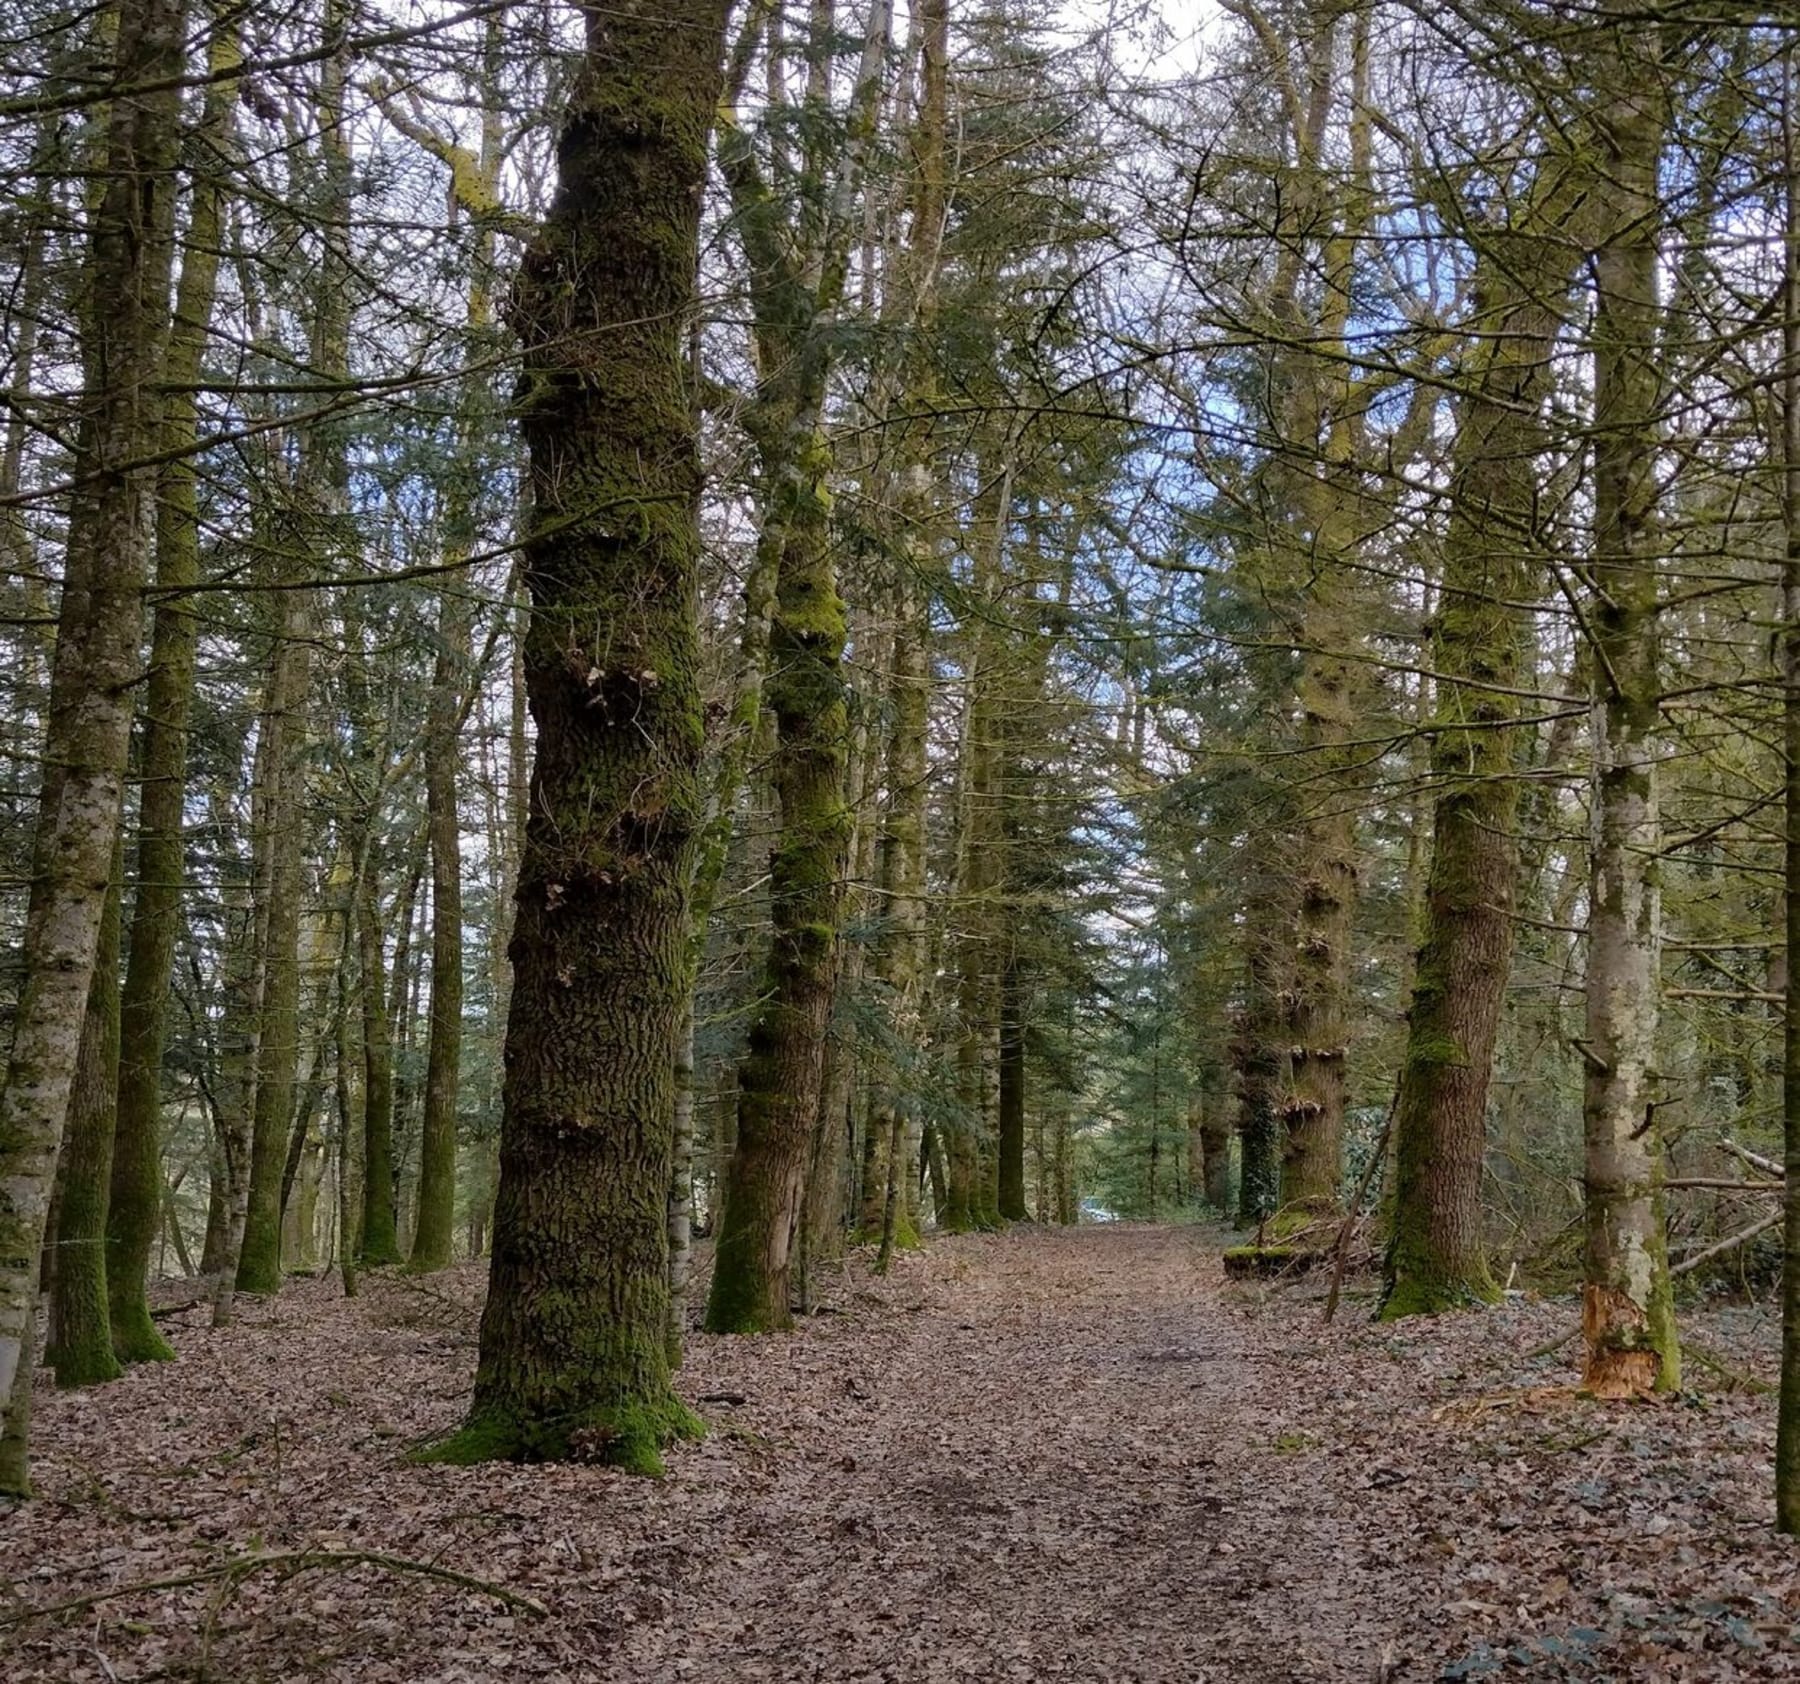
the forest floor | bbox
[3,1225,1799,1683]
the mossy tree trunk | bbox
[108,1,238,1364]
[1580,29,1679,1399]
[706,0,893,1333]
[0,0,186,1495]
[430,0,726,1469]
[1778,42,1800,1538]
[709,434,856,1328]
[1382,154,1599,1320]
[1265,2,1375,1221]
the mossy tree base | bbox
[417,1395,703,1477]
[854,1216,921,1251]
[109,1308,176,1366]
[1377,1271,1500,1322]
[47,1340,122,1390]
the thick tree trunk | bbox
[0,0,186,1495]
[430,0,725,1469]
[1383,157,1599,1319]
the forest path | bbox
[654,1223,1397,1683]
[7,1224,1795,1682]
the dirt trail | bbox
[4,1226,1795,1681]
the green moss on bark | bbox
[418,1393,702,1475]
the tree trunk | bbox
[356,875,400,1263]
[429,0,726,1470]
[1200,1074,1231,1213]
[708,459,854,1329]
[1383,155,1599,1319]
[672,513,774,1347]
[48,866,124,1387]
[1580,30,1679,1398]
[109,3,237,1364]
[1234,877,1291,1225]
[0,0,186,1495]
[997,955,1028,1221]
[1779,41,1800,1538]
[231,604,310,1300]
[411,611,466,1273]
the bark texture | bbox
[428,0,725,1469]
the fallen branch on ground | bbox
[0,1548,547,1630]
[1683,1341,1776,1395]
[148,1296,211,1320]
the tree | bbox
[0,0,188,1495]
[706,0,893,1333]
[1383,141,1599,1319]
[426,0,728,1470]
[107,0,241,1365]
[1577,22,1680,1398]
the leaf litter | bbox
[2,1225,1798,1681]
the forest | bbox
[4,0,1800,1677]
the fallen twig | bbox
[1684,1340,1777,1395]
[148,1296,211,1321]
[0,1548,547,1630]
